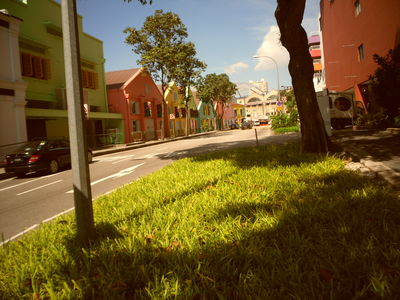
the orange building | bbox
[320,0,400,109]
[106,68,163,143]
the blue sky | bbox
[77,0,321,94]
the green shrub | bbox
[355,112,388,129]
[271,111,299,129]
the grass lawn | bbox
[1,143,399,299]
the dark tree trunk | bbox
[275,0,330,153]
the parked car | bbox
[241,119,253,129]
[3,138,93,177]
[252,119,260,126]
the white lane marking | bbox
[0,224,39,247]
[111,155,135,164]
[0,173,59,192]
[66,163,145,193]
[0,177,17,183]
[142,153,162,159]
[16,180,63,196]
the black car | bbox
[3,139,93,177]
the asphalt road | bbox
[0,128,300,243]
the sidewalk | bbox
[331,128,400,189]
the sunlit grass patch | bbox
[1,143,399,299]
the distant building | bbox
[235,80,283,120]
[106,68,163,143]
[320,0,400,110]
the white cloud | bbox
[254,25,289,71]
[224,62,249,75]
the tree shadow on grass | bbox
[57,165,400,299]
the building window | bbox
[81,69,98,89]
[156,104,162,118]
[130,101,140,114]
[132,120,140,132]
[20,53,51,80]
[358,44,365,61]
[144,101,152,117]
[355,0,361,16]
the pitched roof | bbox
[105,68,141,89]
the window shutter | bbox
[93,72,98,89]
[33,56,43,79]
[82,70,89,88]
[21,53,33,76]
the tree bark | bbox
[275,0,329,153]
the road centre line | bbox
[0,173,59,192]
[16,180,63,196]
[66,163,145,193]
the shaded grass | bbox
[1,143,399,299]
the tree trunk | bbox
[275,0,330,153]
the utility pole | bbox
[61,0,96,245]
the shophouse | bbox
[196,96,216,133]
[106,68,163,143]
[0,0,123,148]
[320,0,400,110]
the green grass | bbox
[1,143,399,299]
[273,126,299,134]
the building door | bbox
[26,119,46,140]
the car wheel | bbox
[48,159,59,174]
[87,151,93,164]
[16,172,26,178]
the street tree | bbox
[124,9,189,139]
[172,42,207,136]
[369,45,400,123]
[275,0,330,153]
[197,73,237,130]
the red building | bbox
[320,0,400,109]
[106,68,163,143]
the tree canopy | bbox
[124,9,193,138]
[370,45,400,121]
[197,73,237,130]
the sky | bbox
[76,0,321,95]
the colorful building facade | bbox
[106,68,163,143]
[320,0,400,109]
[0,0,123,147]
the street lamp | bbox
[253,55,281,104]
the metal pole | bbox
[61,0,95,245]
[254,128,259,147]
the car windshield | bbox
[16,141,47,153]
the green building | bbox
[0,0,123,147]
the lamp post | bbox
[253,55,281,105]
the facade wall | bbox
[1,0,122,146]
[107,71,163,143]
[0,10,27,147]
[321,0,400,97]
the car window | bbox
[16,141,43,153]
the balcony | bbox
[310,49,321,58]
[308,34,320,45]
